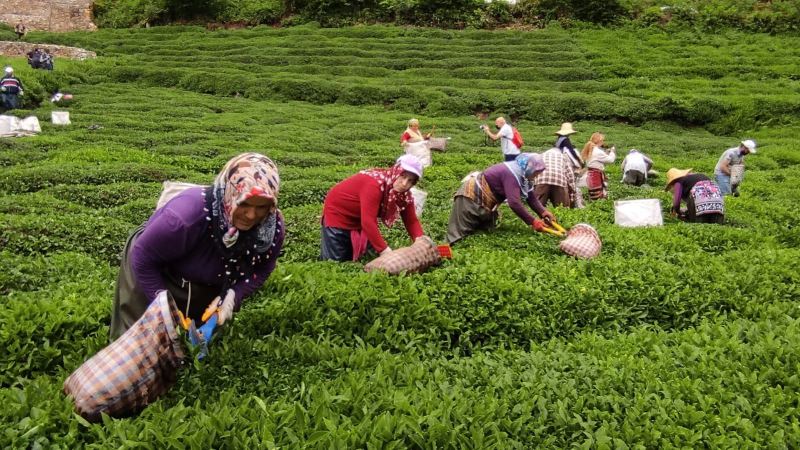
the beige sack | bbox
[156,181,204,210]
[51,111,71,125]
[364,236,442,275]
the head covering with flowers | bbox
[204,152,280,261]
[360,160,417,227]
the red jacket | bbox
[322,173,423,253]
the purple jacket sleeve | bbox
[230,212,286,308]
[130,205,203,302]
[525,190,547,218]
[672,182,683,213]
[501,175,538,225]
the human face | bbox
[392,172,418,193]
[232,196,274,231]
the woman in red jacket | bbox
[321,155,424,261]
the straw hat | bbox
[555,122,577,136]
[664,168,692,190]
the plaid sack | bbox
[364,236,442,275]
[63,292,186,422]
[559,224,602,259]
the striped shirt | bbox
[0,76,22,94]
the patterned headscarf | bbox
[360,162,413,227]
[205,153,280,255]
[504,153,545,195]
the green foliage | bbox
[535,0,628,24]
[92,0,169,28]
[2,25,800,448]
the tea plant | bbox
[1,25,799,447]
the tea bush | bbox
[2,25,800,447]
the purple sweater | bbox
[130,187,284,307]
[483,163,546,225]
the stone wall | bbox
[0,41,96,60]
[1,0,97,33]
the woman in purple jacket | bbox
[447,153,556,244]
[110,153,285,340]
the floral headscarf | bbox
[360,163,413,227]
[205,152,280,253]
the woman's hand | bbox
[205,289,236,325]
[541,210,556,224]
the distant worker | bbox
[534,147,579,208]
[321,154,425,262]
[714,139,756,197]
[482,116,521,162]
[14,22,27,40]
[621,149,654,186]
[554,122,583,172]
[401,118,432,167]
[581,132,616,200]
[400,118,431,148]
[0,67,24,112]
[26,48,54,71]
[447,153,556,244]
[665,168,724,224]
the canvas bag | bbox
[614,199,663,227]
[156,181,203,210]
[18,116,41,133]
[427,137,448,152]
[51,111,70,125]
[0,115,19,134]
[410,187,427,217]
[364,236,442,275]
[63,292,186,422]
[405,140,432,168]
[730,164,745,186]
[559,224,602,259]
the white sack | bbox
[18,116,41,133]
[614,199,663,227]
[0,115,19,134]
[51,111,71,125]
[405,141,431,168]
[156,181,203,210]
[410,187,427,217]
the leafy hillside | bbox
[1,25,799,447]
